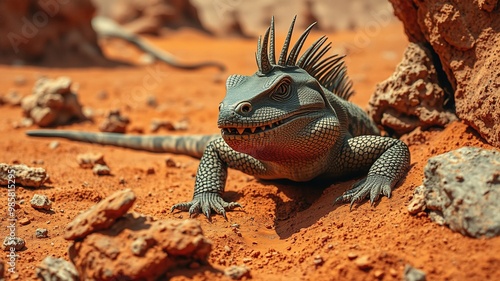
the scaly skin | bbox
[172,17,410,218]
[27,17,410,219]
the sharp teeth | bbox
[260,126,266,131]
[237,128,245,134]
[269,123,273,128]
[250,127,256,133]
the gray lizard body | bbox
[27,17,410,219]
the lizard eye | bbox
[271,80,291,101]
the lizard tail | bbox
[26,130,219,159]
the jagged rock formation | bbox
[388,0,500,147]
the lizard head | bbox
[218,16,353,162]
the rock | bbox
[0,163,49,188]
[224,265,251,280]
[69,214,212,280]
[389,0,500,147]
[0,0,104,66]
[30,194,52,211]
[48,141,60,150]
[21,77,87,127]
[150,119,189,133]
[165,157,179,168]
[99,109,130,133]
[19,218,31,226]
[76,152,106,169]
[191,0,394,37]
[403,264,426,281]
[2,90,23,106]
[422,147,500,238]
[35,228,49,239]
[36,256,79,281]
[407,185,426,215]
[353,255,373,270]
[64,189,136,240]
[313,255,324,266]
[368,43,456,135]
[92,164,111,176]
[2,236,25,251]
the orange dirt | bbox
[1,22,499,280]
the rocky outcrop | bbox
[0,0,105,66]
[0,163,48,188]
[191,0,395,36]
[21,77,87,127]
[368,43,456,135]
[409,147,500,238]
[93,0,395,37]
[388,0,500,147]
[65,189,212,280]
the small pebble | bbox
[2,236,25,251]
[313,255,324,266]
[19,218,31,225]
[347,252,358,260]
[48,141,59,150]
[224,265,250,280]
[354,255,372,270]
[93,164,111,176]
[30,194,52,211]
[35,228,48,238]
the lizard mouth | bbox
[219,110,318,136]
[220,120,283,136]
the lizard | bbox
[92,16,226,72]
[26,16,411,219]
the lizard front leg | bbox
[334,135,410,208]
[171,138,266,219]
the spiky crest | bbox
[255,17,353,100]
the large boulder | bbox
[368,42,456,135]
[388,0,500,147]
[0,0,105,66]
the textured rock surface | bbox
[0,0,104,66]
[404,264,426,281]
[36,256,79,281]
[191,0,395,36]
[0,163,48,188]
[368,42,456,135]
[21,77,87,127]
[69,213,212,280]
[422,147,500,238]
[389,0,500,147]
[94,0,395,37]
[30,194,52,211]
[2,236,25,251]
[64,189,136,240]
[98,109,130,133]
[76,152,106,169]
[93,0,204,34]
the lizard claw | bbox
[171,193,242,220]
[335,175,393,209]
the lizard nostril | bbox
[236,102,252,114]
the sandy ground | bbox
[1,22,499,280]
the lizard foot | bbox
[171,193,242,220]
[335,175,392,209]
